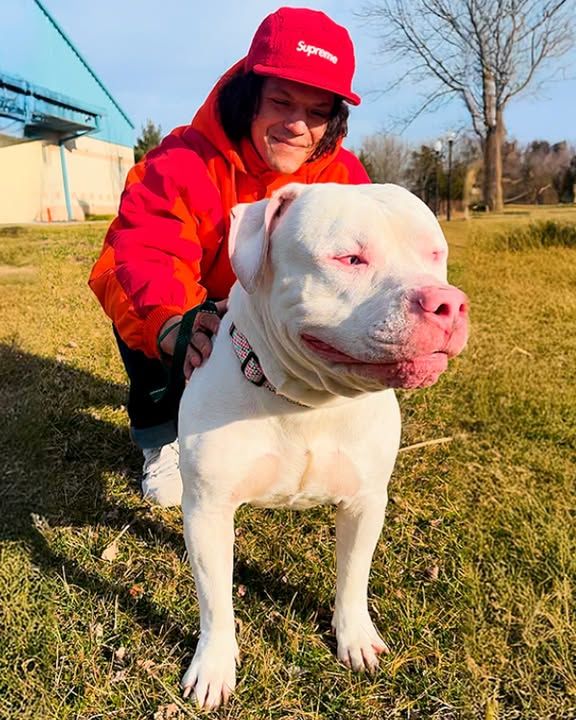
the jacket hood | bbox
[190,59,344,183]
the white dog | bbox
[178,183,469,709]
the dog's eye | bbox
[337,255,366,266]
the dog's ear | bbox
[228,199,267,294]
[229,183,305,294]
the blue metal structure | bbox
[0,0,134,147]
[0,72,101,139]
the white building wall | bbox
[0,135,134,224]
[0,141,44,223]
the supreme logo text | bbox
[296,40,338,64]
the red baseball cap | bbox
[245,7,361,106]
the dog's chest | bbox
[181,356,400,510]
[225,402,384,509]
[238,443,362,509]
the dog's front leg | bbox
[332,496,389,672]
[181,497,238,709]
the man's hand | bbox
[183,299,228,378]
[158,299,228,379]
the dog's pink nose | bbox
[413,286,469,328]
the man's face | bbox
[250,78,335,174]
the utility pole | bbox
[434,140,443,216]
[447,133,455,221]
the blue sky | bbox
[41,0,576,151]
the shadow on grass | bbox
[0,342,326,648]
[0,341,137,536]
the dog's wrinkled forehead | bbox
[275,183,447,257]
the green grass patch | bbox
[489,220,576,252]
[85,214,115,222]
[0,208,575,718]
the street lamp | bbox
[446,132,456,221]
[433,140,443,216]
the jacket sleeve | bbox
[89,134,219,358]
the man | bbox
[89,6,369,506]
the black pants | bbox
[113,327,178,449]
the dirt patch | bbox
[0,265,37,280]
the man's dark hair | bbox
[217,71,349,162]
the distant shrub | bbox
[0,226,25,237]
[85,214,115,222]
[492,220,576,251]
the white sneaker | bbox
[141,440,182,507]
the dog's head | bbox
[229,183,468,394]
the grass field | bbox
[0,204,575,719]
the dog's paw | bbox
[332,611,389,673]
[181,633,239,709]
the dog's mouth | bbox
[301,334,449,389]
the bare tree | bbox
[358,133,411,184]
[361,0,575,211]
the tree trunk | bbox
[483,111,504,212]
[463,160,481,219]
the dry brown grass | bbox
[0,206,575,719]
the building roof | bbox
[0,0,134,147]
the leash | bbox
[150,300,219,409]
[150,307,306,411]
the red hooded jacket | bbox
[89,65,370,358]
